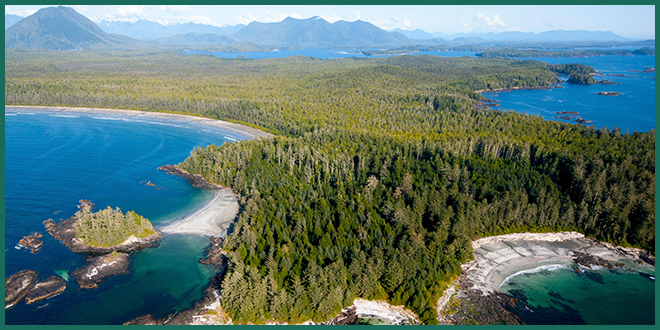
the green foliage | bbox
[5,49,654,324]
[567,73,596,84]
[74,204,156,247]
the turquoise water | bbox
[4,108,246,324]
[499,261,655,324]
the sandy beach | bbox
[463,232,652,293]
[5,105,273,140]
[159,189,239,237]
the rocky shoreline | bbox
[159,165,225,191]
[24,276,67,305]
[436,231,655,325]
[43,201,162,255]
[475,85,562,94]
[72,252,131,289]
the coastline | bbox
[467,231,652,294]
[159,189,239,237]
[437,231,655,324]
[4,105,273,140]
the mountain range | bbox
[5,6,647,51]
[97,20,245,40]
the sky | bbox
[4,5,656,39]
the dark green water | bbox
[499,261,655,324]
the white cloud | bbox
[188,15,215,25]
[104,5,148,21]
[159,5,191,13]
[475,13,520,31]
[363,16,414,31]
[355,11,361,20]
[5,6,36,17]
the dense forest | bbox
[74,202,156,247]
[5,49,655,324]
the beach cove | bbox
[437,232,655,325]
[4,106,268,324]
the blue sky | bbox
[4,5,655,39]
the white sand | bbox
[159,189,239,237]
[5,105,272,140]
[463,232,651,294]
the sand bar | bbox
[159,189,239,237]
[5,105,273,140]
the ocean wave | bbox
[224,136,238,142]
[499,264,569,288]
[92,116,122,121]
[5,113,17,116]
[49,114,80,118]
[18,112,36,115]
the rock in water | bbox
[5,270,38,309]
[25,276,67,304]
[72,252,130,289]
[19,233,43,253]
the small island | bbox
[596,91,622,96]
[44,200,161,254]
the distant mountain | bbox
[5,14,24,30]
[97,20,245,40]
[389,28,435,40]
[163,32,236,45]
[5,6,136,50]
[231,16,410,48]
[535,30,631,42]
[430,30,630,43]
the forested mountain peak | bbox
[230,16,411,48]
[4,6,135,50]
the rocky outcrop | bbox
[18,233,43,253]
[199,237,227,269]
[5,270,38,309]
[72,252,130,289]
[25,276,66,304]
[123,314,164,325]
[642,67,655,72]
[158,165,224,190]
[44,217,161,254]
[596,91,621,96]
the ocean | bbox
[483,54,655,133]
[499,260,655,324]
[4,108,245,324]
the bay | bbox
[483,54,655,133]
[4,107,245,324]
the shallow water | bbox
[4,107,244,324]
[499,261,655,324]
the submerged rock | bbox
[5,270,38,309]
[25,276,66,304]
[72,252,130,289]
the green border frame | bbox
[2,2,657,328]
